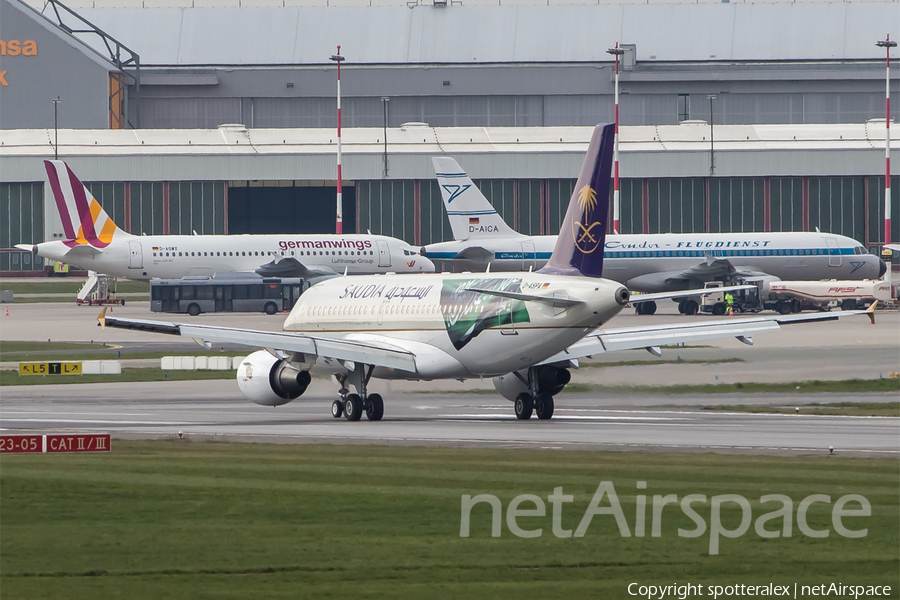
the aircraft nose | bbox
[878,257,887,278]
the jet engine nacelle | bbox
[236,350,312,406]
[492,366,572,402]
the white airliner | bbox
[16,161,433,281]
[99,124,874,421]
[423,157,886,314]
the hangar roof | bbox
[29,2,898,66]
[2,122,895,181]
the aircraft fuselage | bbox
[283,272,628,379]
[425,231,884,290]
[32,233,431,280]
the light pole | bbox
[607,44,625,234]
[330,46,345,234]
[381,97,390,178]
[52,96,61,160]
[877,35,896,249]
[708,95,716,176]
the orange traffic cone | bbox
[3,306,8,317]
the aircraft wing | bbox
[98,313,417,371]
[630,284,755,304]
[255,257,336,278]
[539,307,877,364]
[449,246,494,264]
[664,255,736,283]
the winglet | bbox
[866,300,878,325]
[97,307,107,329]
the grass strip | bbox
[702,401,900,417]
[0,367,234,386]
[0,440,896,599]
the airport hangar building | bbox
[1,0,898,275]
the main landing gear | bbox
[331,364,385,422]
[511,365,568,420]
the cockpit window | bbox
[855,246,866,255]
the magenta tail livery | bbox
[44,160,121,249]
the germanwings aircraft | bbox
[99,124,873,421]
[423,157,886,314]
[17,161,433,280]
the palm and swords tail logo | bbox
[573,184,603,254]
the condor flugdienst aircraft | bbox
[17,161,433,280]
[422,157,886,314]
[98,124,874,422]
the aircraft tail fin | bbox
[432,157,519,241]
[538,123,614,278]
[44,160,124,248]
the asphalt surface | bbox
[1,299,898,456]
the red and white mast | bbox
[607,44,625,234]
[330,46,345,234]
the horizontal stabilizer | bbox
[465,287,584,308]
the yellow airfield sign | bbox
[18,362,83,376]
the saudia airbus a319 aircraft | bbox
[16,161,433,280]
[98,124,874,422]
[422,158,886,314]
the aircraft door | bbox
[128,241,143,269]
[825,237,841,267]
[522,242,536,271]
[376,240,391,268]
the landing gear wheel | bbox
[639,301,657,315]
[331,399,344,419]
[365,393,384,421]
[683,299,699,315]
[677,300,686,314]
[344,393,363,421]
[534,394,555,420]
[514,393,534,420]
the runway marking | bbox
[0,418,185,426]
[437,414,676,421]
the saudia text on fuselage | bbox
[338,283,434,301]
